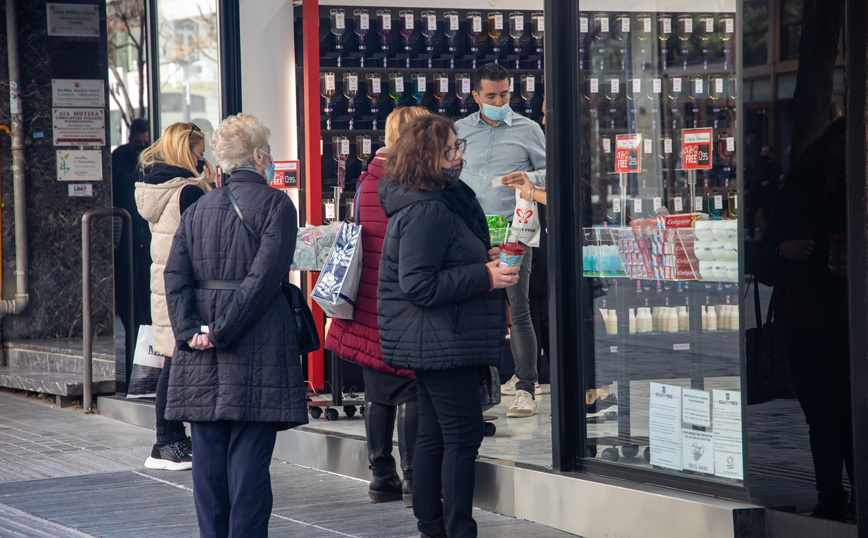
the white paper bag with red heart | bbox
[509,189,540,248]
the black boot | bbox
[397,401,417,508]
[365,401,402,503]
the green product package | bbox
[487,215,509,246]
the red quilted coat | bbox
[325,154,414,379]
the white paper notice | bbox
[348,75,358,92]
[695,196,703,211]
[644,139,652,153]
[682,429,715,474]
[360,14,369,30]
[621,17,630,32]
[335,12,345,29]
[714,195,723,210]
[603,138,611,153]
[633,199,642,213]
[715,78,724,94]
[694,78,703,94]
[727,137,735,152]
[381,13,391,30]
[325,201,336,221]
[705,18,713,33]
[515,15,524,31]
[653,78,662,94]
[395,77,404,92]
[725,18,734,33]
[580,17,588,33]
[664,138,673,153]
[461,78,471,94]
[653,197,662,211]
[684,18,693,33]
[712,390,744,480]
[674,197,683,211]
[440,78,449,93]
[600,17,609,33]
[526,76,535,93]
[663,18,672,34]
[472,16,482,34]
[613,198,621,213]
[372,78,381,93]
[537,16,544,32]
[682,388,711,427]
[494,14,503,30]
[340,139,350,155]
[643,17,651,33]
[590,78,599,94]
[416,76,426,89]
[404,14,413,29]
[610,79,619,94]
[734,196,738,209]
[632,78,641,94]
[673,78,682,93]
[649,382,683,471]
[427,15,436,31]
[449,15,459,31]
[325,74,336,91]
[362,138,372,154]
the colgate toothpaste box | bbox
[656,213,708,230]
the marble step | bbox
[0,365,115,396]
[5,338,116,378]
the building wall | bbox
[0,0,114,341]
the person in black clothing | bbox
[378,115,518,538]
[112,118,151,334]
[753,118,852,521]
[746,145,783,238]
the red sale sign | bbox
[270,161,300,189]
[614,134,642,173]
[682,128,713,170]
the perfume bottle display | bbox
[531,12,544,54]
[509,12,525,53]
[433,72,449,114]
[399,9,414,52]
[520,74,535,115]
[376,9,391,52]
[488,11,504,53]
[356,134,372,170]
[443,10,459,52]
[388,72,405,106]
[411,73,426,105]
[365,72,381,118]
[321,71,336,129]
[330,8,346,50]
[421,10,437,52]
[455,73,471,113]
[466,11,482,53]
[353,9,369,51]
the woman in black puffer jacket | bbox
[378,115,518,538]
[163,113,308,538]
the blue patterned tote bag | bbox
[311,221,363,319]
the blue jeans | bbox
[413,367,484,538]
[505,247,538,396]
[191,421,279,538]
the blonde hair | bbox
[385,107,430,148]
[139,122,203,177]
[211,113,271,173]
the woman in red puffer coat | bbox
[325,107,429,508]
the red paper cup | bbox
[499,242,526,268]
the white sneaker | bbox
[501,375,519,395]
[535,383,549,395]
[507,390,538,418]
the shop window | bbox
[776,72,797,100]
[780,0,802,61]
[742,0,768,67]
[160,93,207,113]
[752,77,770,102]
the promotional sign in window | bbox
[614,134,642,173]
[270,161,299,189]
[681,128,713,170]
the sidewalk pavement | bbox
[0,391,576,538]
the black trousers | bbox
[191,421,279,538]
[155,356,187,446]
[413,367,484,538]
[786,323,854,508]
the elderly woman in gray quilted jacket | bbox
[163,113,307,538]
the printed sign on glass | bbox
[615,134,642,174]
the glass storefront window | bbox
[742,0,768,67]
[779,0,802,62]
[578,2,743,486]
[156,0,221,162]
[107,0,149,150]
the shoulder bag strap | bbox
[225,185,261,243]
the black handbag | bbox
[224,186,321,355]
[745,276,791,405]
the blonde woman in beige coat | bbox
[135,122,212,470]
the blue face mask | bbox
[260,149,275,182]
[481,102,511,122]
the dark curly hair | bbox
[384,115,456,191]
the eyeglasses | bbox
[444,139,467,161]
[190,123,202,133]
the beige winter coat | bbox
[135,176,209,356]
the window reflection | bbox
[742,0,768,68]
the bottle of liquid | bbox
[606,309,618,335]
[651,307,659,331]
[629,309,637,334]
[706,305,717,331]
[701,305,707,330]
[666,308,679,333]
[639,307,653,333]
[678,306,689,331]
[720,305,731,330]
[730,306,739,330]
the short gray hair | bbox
[211,113,271,173]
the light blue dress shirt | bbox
[455,110,547,219]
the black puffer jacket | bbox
[377,178,505,371]
[163,169,308,429]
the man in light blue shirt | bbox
[456,63,546,419]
